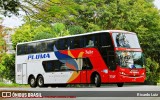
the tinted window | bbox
[37,42,47,53]
[17,44,28,55]
[58,39,66,50]
[42,60,74,72]
[70,38,74,49]
[42,58,92,72]
[84,35,95,47]
[42,60,58,72]
[100,33,113,48]
[98,33,114,68]
[74,36,83,48]
[27,43,36,54]
[17,45,23,55]
[81,58,93,70]
[47,40,55,51]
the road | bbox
[0,85,160,100]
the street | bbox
[0,85,160,100]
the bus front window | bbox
[112,33,141,48]
[116,51,144,68]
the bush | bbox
[145,57,160,83]
[0,54,15,82]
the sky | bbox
[1,0,160,28]
[154,0,160,9]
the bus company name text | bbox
[28,53,50,60]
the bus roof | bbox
[17,30,135,45]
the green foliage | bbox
[11,24,33,49]
[0,54,15,82]
[0,0,20,16]
[0,34,6,53]
[33,32,54,40]
[145,57,160,83]
[0,82,29,87]
[68,25,86,35]
[0,63,5,79]
[12,23,53,48]
[52,23,70,37]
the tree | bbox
[0,0,20,16]
[11,24,33,49]
[52,23,69,37]
[0,25,6,53]
[33,32,54,40]
[0,54,15,82]
[145,57,160,83]
[68,25,86,35]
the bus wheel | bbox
[29,76,37,88]
[94,74,101,87]
[37,76,44,87]
[117,83,124,87]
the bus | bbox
[15,30,146,87]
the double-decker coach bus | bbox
[15,30,146,87]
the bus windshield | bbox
[116,51,144,68]
[112,33,140,48]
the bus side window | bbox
[58,39,65,50]
[65,38,70,49]
[17,45,22,55]
[94,34,99,47]
[28,43,36,54]
[42,42,47,52]
[70,38,74,49]
[55,40,59,50]
[22,44,27,55]
[47,40,55,52]
[74,37,80,48]
[82,58,93,70]
[36,42,47,53]
[42,60,62,72]
[84,35,96,47]
[107,52,116,70]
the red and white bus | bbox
[15,30,146,87]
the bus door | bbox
[16,63,27,84]
[80,58,92,83]
[107,52,118,82]
[80,67,87,83]
[22,63,27,84]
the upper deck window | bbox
[112,33,140,48]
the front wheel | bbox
[37,76,44,87]
[117,83,124,87]
[29,76,37,88]
[94,74,101,87]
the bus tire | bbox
[29,76,37,88]
[117,83,124,87]
[37,75,44,87]
[94,74,101,87]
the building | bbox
[2,26,15,54]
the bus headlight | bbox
[120,72,126,75]
[102,69,108,74]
